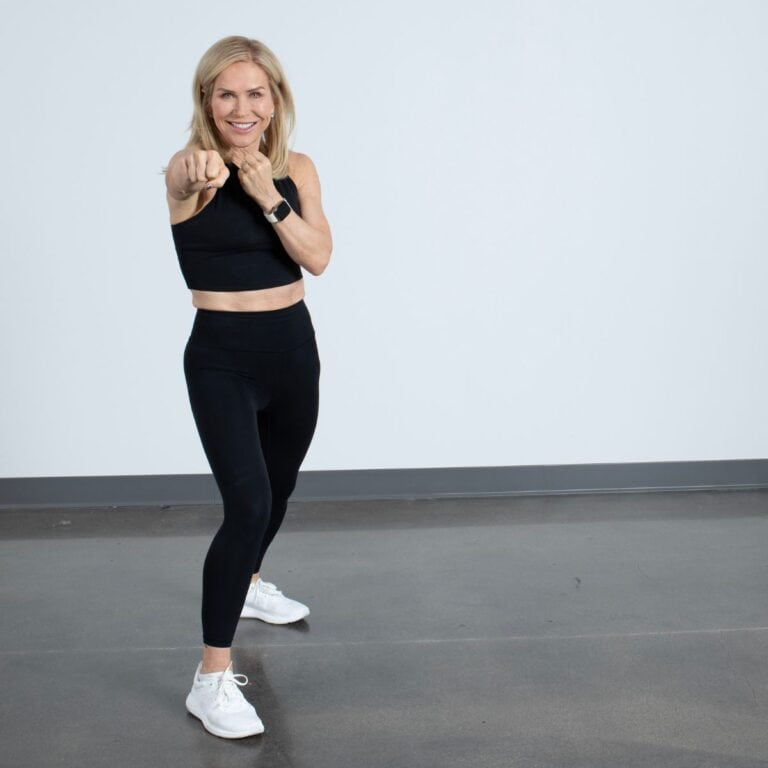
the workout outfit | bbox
[172,163,320,648]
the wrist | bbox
[261,195,284,214]
[263,198,292,224]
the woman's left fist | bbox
[230,148,280,211]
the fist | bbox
[170,149,229,199]
[230,148,280,210]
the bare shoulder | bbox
[288,151,321,190]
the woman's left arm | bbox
[236,149,332,276]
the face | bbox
[208,60,275,150]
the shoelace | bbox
[258,580,283,596]
[212,668,250,711]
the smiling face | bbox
[208,60,275,151]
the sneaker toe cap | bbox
[209,706,263,735]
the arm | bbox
[236,150,333,277]
[164,148,229,224]
[270,153,332,277]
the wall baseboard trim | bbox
[1,459,767,509]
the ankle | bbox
[200,662,230,675]
[201,643,232,674]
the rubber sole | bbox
[240,605,310,624]
[186,698,264,739]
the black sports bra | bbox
[171,162,302,291]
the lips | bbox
[228,121,257,133]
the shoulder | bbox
[287,151,320,190]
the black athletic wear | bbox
[183,301,320,648]
[171,163,302,291]
[173,164,321,648]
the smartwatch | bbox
[264,198,292,223]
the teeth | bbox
[231,122,256,129]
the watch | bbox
[264,198,292,223]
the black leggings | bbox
[183,299,320,648]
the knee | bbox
[220,493,272,543]
[268,474,298,508]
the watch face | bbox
[274,199,291,221]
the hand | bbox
[230,148,282,212]
[170,149,229,199]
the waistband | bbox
[188,299,315,353]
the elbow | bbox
[308,243,332,276]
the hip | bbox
[186,298,316,354]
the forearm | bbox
[268,205,332,277]
[234,150,332,276]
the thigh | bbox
[258,336,320,491]
[184,342,270,494]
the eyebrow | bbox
[216,86,266,93]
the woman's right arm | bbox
[164,148,230,222]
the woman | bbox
[164,35,332,739]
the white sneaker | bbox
[240,579,310,624]
[185,661,264,738]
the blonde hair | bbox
[184,36,295,178]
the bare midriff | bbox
[191,277,305,311]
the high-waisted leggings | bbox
[183,299,320,648]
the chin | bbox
[232,134,259,146]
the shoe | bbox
[240,579,310,624]
[185,661,264,738]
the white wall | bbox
[1,0,766,477]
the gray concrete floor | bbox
[1,489,767,768]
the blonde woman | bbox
[164,35,331,738]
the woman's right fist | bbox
[168,149,230,199]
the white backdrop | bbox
[1,0,766,477]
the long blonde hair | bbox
[184,36,295,178]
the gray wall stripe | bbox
[1,460,767,509]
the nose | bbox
[232,96,254,116]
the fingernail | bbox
[204,183,213,189]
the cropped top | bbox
[170,162,302,291]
